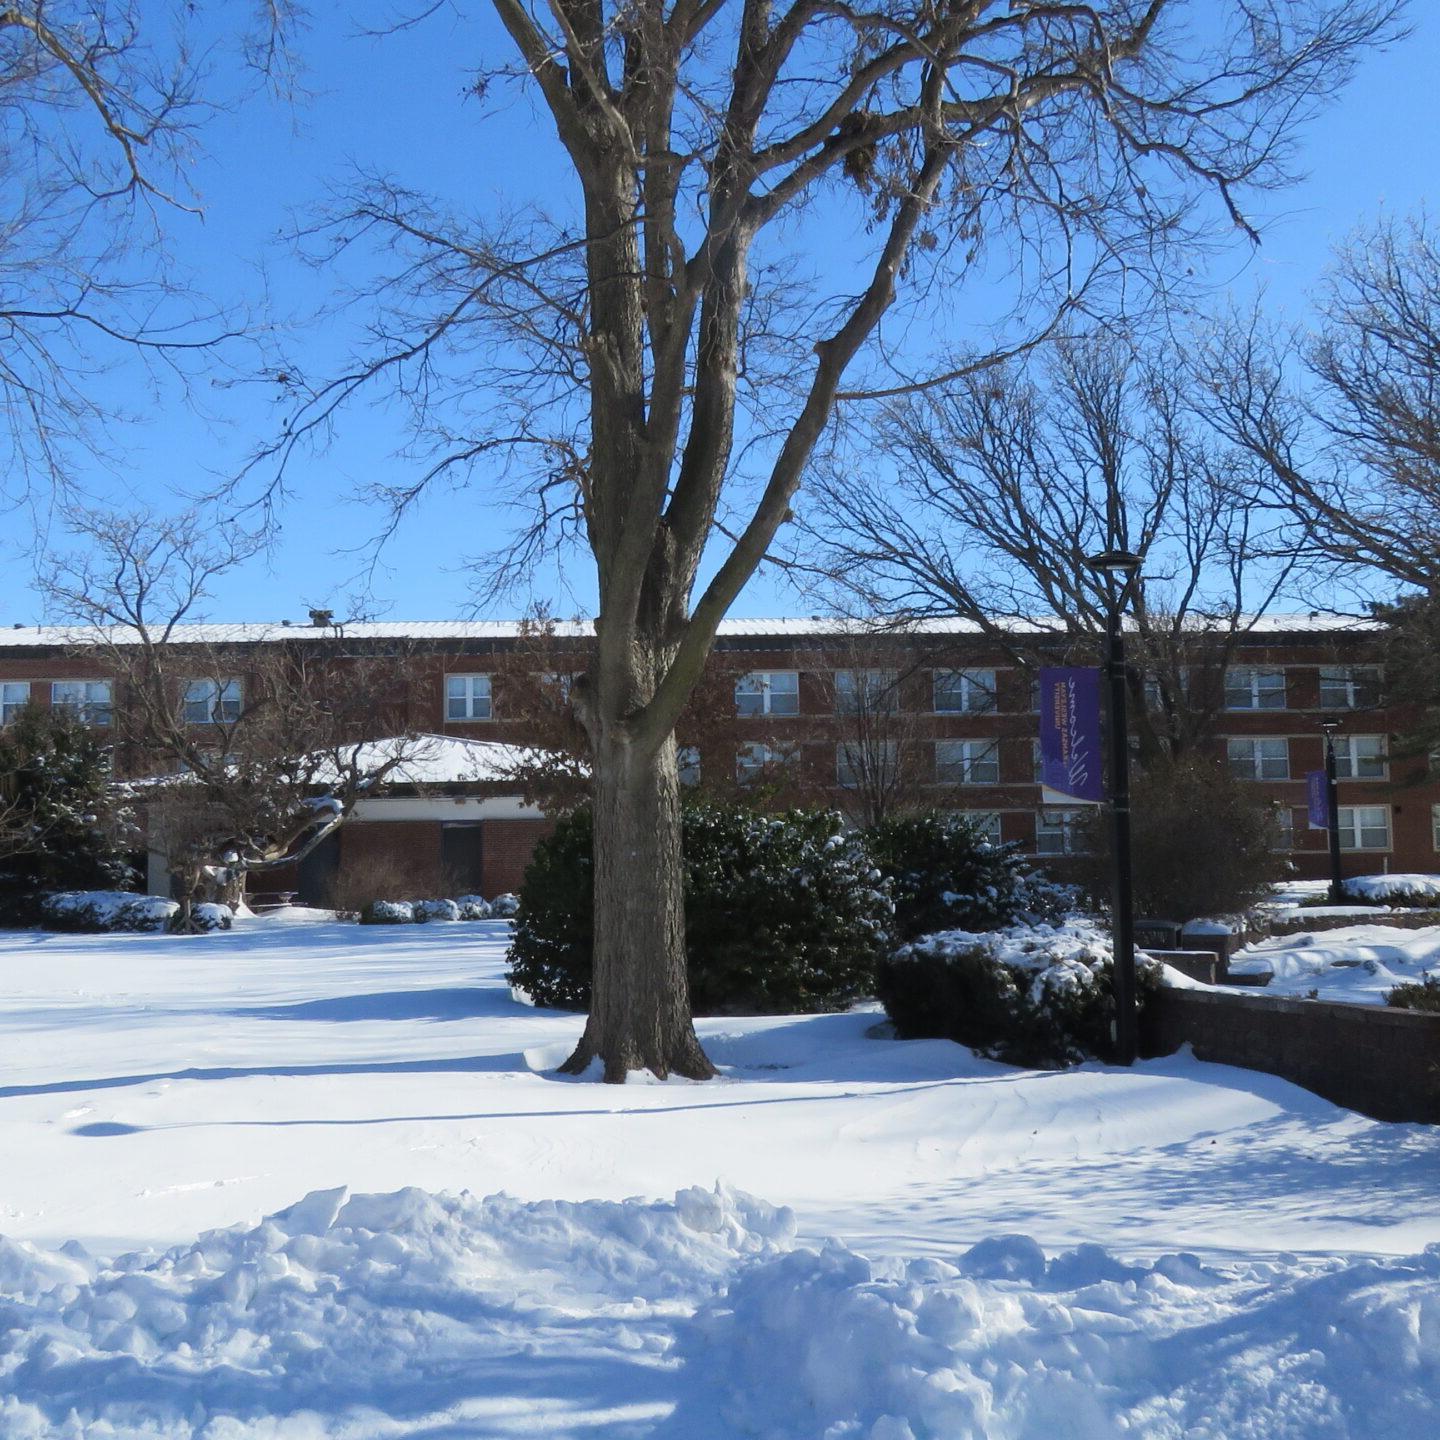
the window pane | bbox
[1,681,29,723]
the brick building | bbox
[0,615,1427,901]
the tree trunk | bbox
[560,729,714,1082]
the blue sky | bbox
[9,2,1437,626]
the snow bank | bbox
[4,1185,1435,1438]
[0,1184,794,1438]
[675,1234,1440,1440]
[1229,923,1440,1003]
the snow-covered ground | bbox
[2,914,1438,1436]
[1231,923,1440,1002]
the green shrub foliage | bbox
[507,803,894,1014]
[0,706,134,925]
[1385,975,1440,1013]
[876,922,1162,1068]
[865,812,1074,941]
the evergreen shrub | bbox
[506,803,895,1014]
[865,812,1076,940]
[1385,975,1440,1013]
[0,706,135,925]
[876,922,1162,1068]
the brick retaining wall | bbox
[1143,988,1440,1124]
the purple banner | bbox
[1306,770,1332,829]
[1039,667,1104,804]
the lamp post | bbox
[1320,718,1344,904]
[1086,548,1143,1067]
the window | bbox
[51,680,112,726]
[445,673,492,721]
[1035,808,1088,856]
[1224,667,1286,711]
[1,681,29,724]
[542,672,575,703]
[183,678,241,725]
[1227,737,1290,780]
[735,670,799,717]
[1432,804,1440,851]
[1271,806,1296,852]
[1144,670,1188,711]
[736,742,797,784]
[1331,735,1387,781]
[934,668,996,714]
[834,669,898,715]
[836,740,898,788]
[1031,737,1044,783]
[1338,805,1390,852]
[1319,665,1381,710]
[962,810,1003,847]
[935,739,1000,785]
[678,746,701,787]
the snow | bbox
[311,733,536,788]
[1230,922,1440,1002]
[1344,873,1440,905]
[2,916,1439,1435]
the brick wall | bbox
[480,818,554,896]
[1143,988,1440,1124]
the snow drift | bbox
[1,1185,1436,1439]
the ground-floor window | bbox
[1035,808,1089,856]
[1338,805,1390,852]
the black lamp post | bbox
[1320,718,1345,904]
[1086,547,1143,1067]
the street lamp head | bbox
[1085,549,1143,579]
[1319,718,1341,736]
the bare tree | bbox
[812,334,1304,758]
[0,2,298,507]
[1195,213,1440,592]
[256,1,1402,1079]
[42,507,425,922]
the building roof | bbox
[0,612,1382,648]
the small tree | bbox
[0,705,135,923]
[1074,756,1287,922]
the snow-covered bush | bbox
[41,891,180,934]
[456,894,491,920]
[1344,874,1440,908]
[413,898,461,923]
[507,804,895,1014]
[865,812,1076,941]
[877,921,1162,1068]
[359,899,414,925]
[489,892,520,918]
[186,903,234,932]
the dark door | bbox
[297,830,342,906]
[441,823,485,894]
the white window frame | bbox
[183,678,242,725]
[735,670,799,717]
[934,668,997,715]
[1224,667,1287,711]
[1319,665,1381,711]
[834,669,899,716]
[1,681,30,724]
[1271,806,1296,852]
[935,739,1000,785]
[962,810,1003,847]
[1226,736,1290,781]
[1035,808,1088,856]
[51,680,112,726]
[1331,734,1387,781]
[1337,805,1390,852]
[445,673,492,721]
[736,742,797,785]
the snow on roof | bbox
[0,612,1383,648]
[318,734,534,788]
